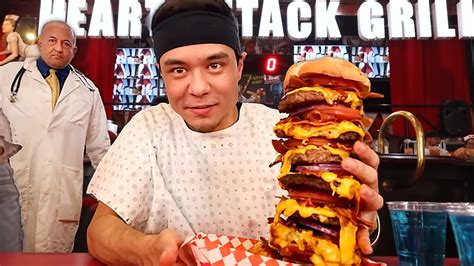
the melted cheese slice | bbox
[285,86,362,110]
[278,145,318,178]
[271,222,341,264]
[338,216,360,265]
[275,198,338,221]
[271,200,361,265]
[320,172,361,200]
[323,145,350,159]
[274,120,365,140]
[278,145,349,178]
[278,145,360,200]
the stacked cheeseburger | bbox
[268,57,381,265]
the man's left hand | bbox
[341,141,384,255]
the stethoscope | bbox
[9,65,96,103]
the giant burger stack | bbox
[267,57,382,265]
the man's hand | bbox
[341,141,384,255]
[88,202,196,266]
[133,229,188,266]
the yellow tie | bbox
[46,69,60,110]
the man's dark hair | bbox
[152,0,236,26]
[151,0,241,60]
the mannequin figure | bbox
[0,14,39,66]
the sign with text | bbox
[39,0,474,40]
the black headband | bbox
[152,10,241,61]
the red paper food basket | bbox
[184,233,386,266]
[185,233,296,265]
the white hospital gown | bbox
[87,103,284,239]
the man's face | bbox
[159,43,246,133]
[37,23,77,69]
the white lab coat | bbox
[0,59,110,252]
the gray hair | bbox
[40,20,77,46]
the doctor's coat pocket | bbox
[65,98,91,127]
[57,166,83,222]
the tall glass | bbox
[387,201,447,266]
[445,203,474,266]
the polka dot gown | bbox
[87,103,284,239]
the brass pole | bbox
[377,111,425,190]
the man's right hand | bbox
[87,202,195,266]
[135,229,187,266]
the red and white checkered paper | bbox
[184,233,298,266]
[183,233,387,266]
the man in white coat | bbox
[0,21,110,252]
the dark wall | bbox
[3,0,40,18]
[468,41,474,105]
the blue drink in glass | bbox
[447,205,474,266]
[420,211,447,265]
[388,202,447,266]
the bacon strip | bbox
[272,138,352,153]
[289,190,354,209]
[290,105,363,123]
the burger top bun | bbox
[284,56,371,93]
